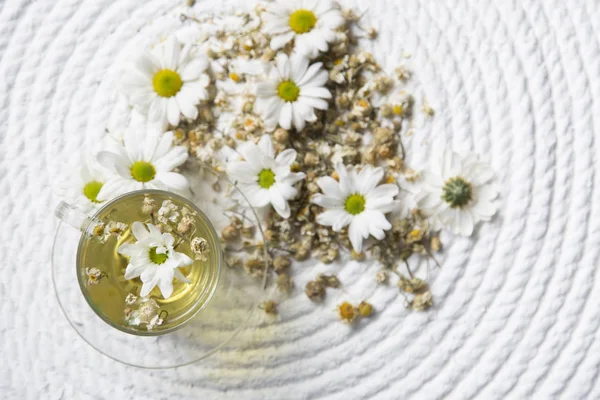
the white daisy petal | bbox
[167,98,181,126]
[174,267,191,284]
[154,146,188,172]
[279,102,293,130]
[348,217,366,253]
[270,189,291,218]
[276,53,291,78]
[290,53,310,81]
[271,31,296,50]
[258,135,275,158]
[301,86,332,99]
[131,221,148,241]
[275,149,297,166]
[357,166,385,194]
[155,172,189,190]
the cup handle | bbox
[55,201,98,232]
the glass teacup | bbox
[55,190,222,336]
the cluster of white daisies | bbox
[66,0,499,262]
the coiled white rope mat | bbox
[2,0,600,398]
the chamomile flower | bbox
[64,158,108,212]
[262,0,345,59]
[96,128,189,201]
[226,135,305,218]
[118,222,193,299]
[413,148,499,236]
[312,163,399,253]
[122,36,210,127]
[255,53,331,131]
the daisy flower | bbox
[262,0,345,59]
[255,53,331,131]
[122,36,210,127]
[311,163,399,253]
[63,158,107,213]
[413,148,499,236]
[96,128,189,201]
[226,135,305,218]
[118,222,193,299]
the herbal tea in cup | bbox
[55,190,221,335]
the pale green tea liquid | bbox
[77,192,220,334]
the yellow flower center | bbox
[83,181,103,203]
[152,69,183,97]
[442,177,473,208]
[289,9,317,34]
[258,169,276,189]
[345,194,366,215]
[130,161,156,183]
[149,247,168,265]
[278,80,300,102]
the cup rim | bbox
[75,189,223,337]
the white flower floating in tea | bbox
[311,162,399,253]
[227,134,305,218]
[96,129,189,201]
[412,148,499,236]
[117,222,193,299]
[121,36,211,127]
[255,53,331,131]
[261,0,345,59]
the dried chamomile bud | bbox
[411,291,433,311]
[142,196,158,215]
[376,270,388,284]
[317,274,341,289]
[263,300,277,315]
[305,280,326,303]
[430,236,442,252]
[273,255,291,274]
[85,267,105,285]
[191,237,209,261]
[276,273,293,293]
[221,225,239,241]
[177,215,194,236]
[338,301,356,323]
[357,301,373,317]
[397,276,428,294]
[244,256,266,278]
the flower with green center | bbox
[122,36,211,127]
[255,53,331,131]
[262,0,345,58]
[152,69,183,98]
[118,222,193,299]
[148,247,168,265]
[258,169,276,189]
[289,9,317,34]
[96,129,190,201]
[130,161,157,183]
[312,163,399,253]
[83,181,103,204]
[227,135,306,218]
[413,148,499,236]
[277,81,300,102]
[345,194,366,215]
[441,177,473,208]
[63,160,107,212]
